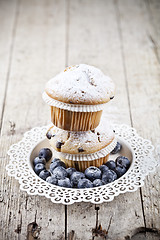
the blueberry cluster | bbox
[33,143,130,189]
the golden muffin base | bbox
[60,154,109,172]
[51,106,102,131]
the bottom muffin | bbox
[46,125,116,171]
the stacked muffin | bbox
[43,64,116,172]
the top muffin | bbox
[45,64,115,105]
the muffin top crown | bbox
[45,64,115,105]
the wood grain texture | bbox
[145,0,160,63]
[131,230,160,240]
[67,1,144,239]
[0,0,17,131]
[0,0,66,239]
[117,0,160,232]
[0,0,159,239]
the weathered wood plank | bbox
[67,0,144,239]
[1,0,159,239]
[131,230,160,240]
[0,0,66,239]
[0,0,17,130]
[145,0,160,63]
[117,0,160,232]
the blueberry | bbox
[56,141,64,150]
[78,147,85,152]
[102,170,117,184]
[46,131,55,139]
[114,166,127,177]
[33,157,46,166]
[46,131,52,139]
[51,158,61,163]
[34,163,45,175]
[39,169,51,180]
[50,160,66,173]
[105,160,116,170]
[52,166,67,180]
[111,142,122,154]
[77,178,93,189]
[84,166,101,182]
[46,176,58,185]
[99,165,109,174]
[115,156,130,169]
[93,179,104,187]
[70,171,85,187]
[58,178,73,188]
[39,148,52,162]
[66,167,76,177]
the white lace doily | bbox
[6,124,158,205]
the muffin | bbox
[46,125,116,172]
[43,64,115,131]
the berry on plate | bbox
[115,156,130,169]
[50,160,66,173]
[77,178,93,189]
[85,166,101,182]
[93,179,104,187]
[111,142,122,154]
[33,156,46,166]
[66,167,76,177]
[51,158,61,163]
[114,166,127,177]
[39,169,51,180]
[70,171,85,187]
[39,148,52,162]
[99,165,109,174]
[105,160,116,170]
[58,178,73,188]
[102,170,117,184]
[52,166,68,180]
[46,176,58,185]
[34,163,45,175]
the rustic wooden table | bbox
[0,0,160,239]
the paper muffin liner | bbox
[50,106,102,131]
[60,155,110,172]
[42,92,106,112]
[52,137,117,161]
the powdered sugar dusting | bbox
[45,64,115,105]
[48,125,115,154]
